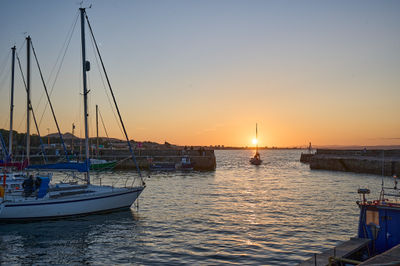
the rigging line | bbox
[85,12,142,178]
[98,109,109,139]
[2,120,8,130]
[16,112,26,134]
[0,50,11,85]
[47,11,79,85]
[0,63,11,95]
[4,40,26,98]
[30,39,70,161]
[17,40,25,54]
[15,52,27,132]
[37,12,79,127]
[88,31,124,136]
[0,52,11,95]
[15,51,48,163]
[7,39,26,88]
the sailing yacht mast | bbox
[256,123,258,153]
[80,8,90,184]
[26,36,31,163]
[96,104,99,158]
[71,123,75,155]
[9,46,16,157]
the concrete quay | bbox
[112,149,217,171]
[309,149,400,176]
[22,148,217,171]
[300,153,314,163]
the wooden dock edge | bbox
[298,237,370,266]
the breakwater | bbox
[19,148,217,171]
[300,153,313,163]
[111,149,217,171]
[308,149,400,176]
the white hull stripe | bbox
[4,188,144,207]
[0,205,133,221]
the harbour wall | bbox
[309,149,400,176]
[20,149,217,171]
[300,153,313,163]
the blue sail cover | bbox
[27,162,89,172]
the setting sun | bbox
[252,138,258,145]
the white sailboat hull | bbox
[0,185,144,221]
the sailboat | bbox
[250,123,262,165]
[0,8,145,221]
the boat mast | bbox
[80,8,90,184]
[72,123,75,155]
[96,104,99,158]
[9,46,16,157]
[26,36,31,163]
[256,123,258,153]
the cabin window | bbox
[366,209,379,226]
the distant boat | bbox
[149,162,176,171]
[149,156,194,171]
[250,123,262,165]
[90,159,117,171]
[177,156,194,170]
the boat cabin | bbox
[357,179,400,255]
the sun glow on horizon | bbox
[252,138,258,145]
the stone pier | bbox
[309,149,400,176]
[19,148,217,171]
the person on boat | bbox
[22,175,34,197]
[34,177,42,196]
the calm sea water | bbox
[0,150,390,265]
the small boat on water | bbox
[301,175,400,265]
[250,152,262,165]
[355,180,400,258]
[250,123,262,165]
[149,156,194,171]
[90,159,117,171]
[149,162,176,171]
[178,156,194,170]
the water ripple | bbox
[0,150,389,265]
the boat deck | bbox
[48,184,88,192]
[298,237,370,266]
[359,243,400,265]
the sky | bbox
[0,0,399,147]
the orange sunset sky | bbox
[0,1,400,147]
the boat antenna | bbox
[84,10,143,179]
